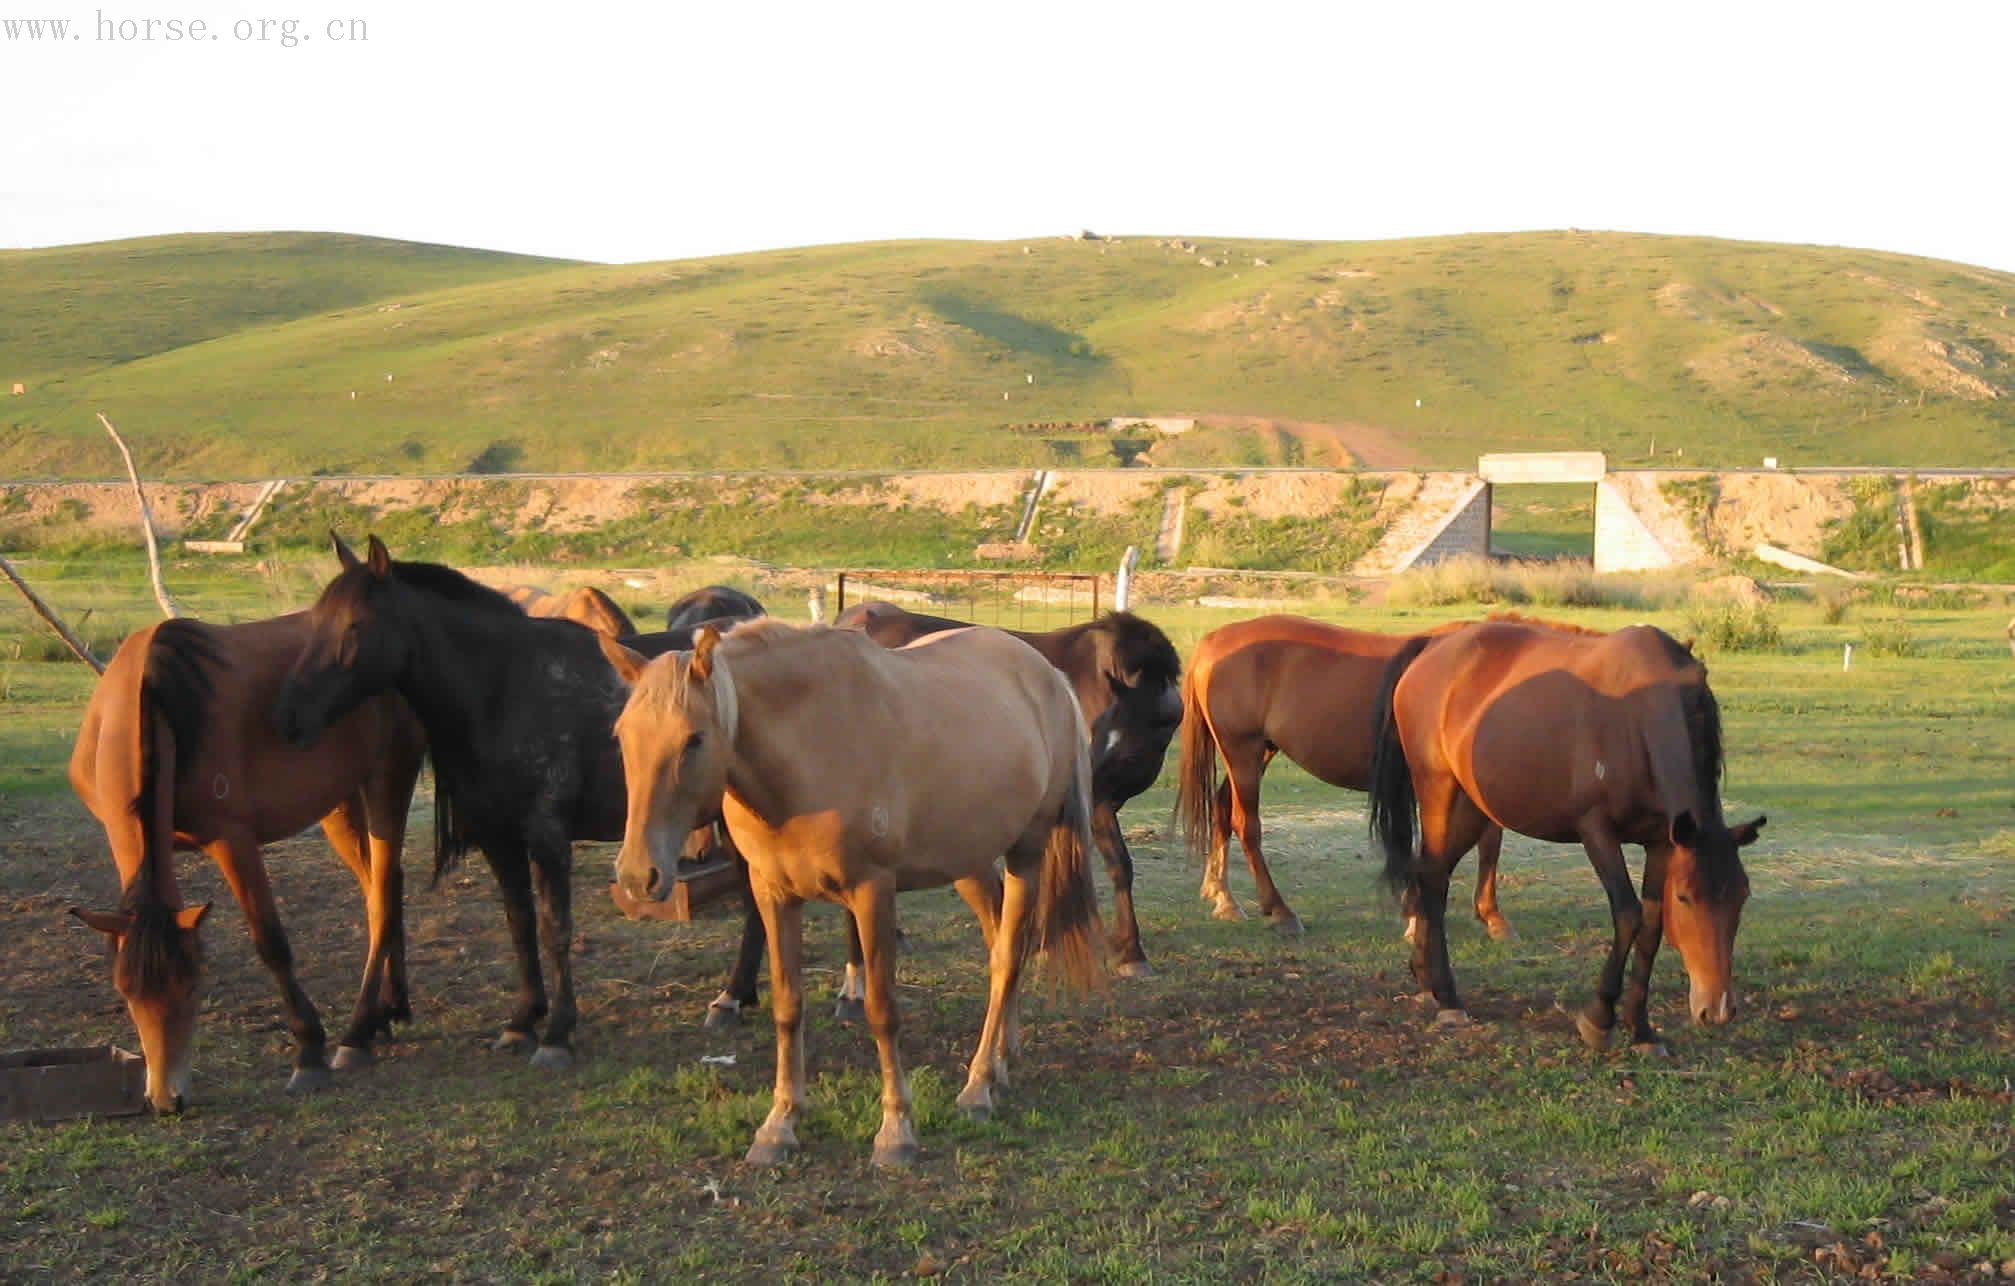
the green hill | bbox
[3,230,2011,478]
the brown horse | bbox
[837,600,1182,975]
[1369,618,1764,1051]
[502,583,636,638]
[1175,615,1509,940]
[603,621,1103,1167]
[68,613,425,1112]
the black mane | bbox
[1086,611,1181,691]
[132,618,221,819]
[390,560,525,616]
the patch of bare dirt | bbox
[1043,471,1163,517]
[1187,471,1380,520]
[0,481,265,539]
[1709,472,1854,560]
[887,473,1028,514]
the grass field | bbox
[5,230,2013,478]
[1,559,2010,1281]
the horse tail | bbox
[122,622,218,985]
[1173,662,1218,864]
[1036,731,1106,992]
[1368,634,1433,896]
[430,757,470,887]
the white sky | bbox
[4,0,2012,271]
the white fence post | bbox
[1115,545,1139,612]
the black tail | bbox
[1367,634,1433,896]
[125,621,220,986]
[430,757,471,887]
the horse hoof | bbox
[1114,958,1154,980]
[1210,902,1246,923]
[494,1031,536,1056]
[745,1140,793,1167]
[872,1142,920,1168]
[833,996,867,1025]
[330,1045,374,1072]
[1484,919,1518,943]
[1269,912,1305,937]
[286,1063,333,1095]
[704,1002,744,1030]
[1574,1013,1612,1051]
[959,1101,993,1123]
[529,1044,574,1072]
[1431,1008,1472,1031]
[1631,1040,1673,1060]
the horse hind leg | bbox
[833,911,867,1024]
[959,854,1032,1123]
[318,799,397,1071]
[206,832,333,1093]
[1408,779,1491,1027]
[1199,776,1245,921]
[1473,824,1516,941]
[853,876,921,1167]
[1229,751,1301,936]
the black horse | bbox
[834,601,1182,975]
[664,585,766,633]
[274,535,721,1067]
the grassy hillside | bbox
[3,231,2011,477]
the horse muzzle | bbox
[1690,988,1736,1026]
[614,848,669,904]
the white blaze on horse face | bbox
[1103,727,1122,758]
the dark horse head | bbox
[1081,612,1183,802]
[664,585,766,634]
[274,534,411,748]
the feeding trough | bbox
[0,1046,147,1122]
[608,853,740,923]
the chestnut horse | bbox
[1175,615,1510,940]
[68,613,424,1112]
[836,600,1182,975]
[502,584,636,638]
[1369,618,1764,1050]
[604,621,1102,1167]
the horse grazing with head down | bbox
[835,600,1182,975]
[604,620,1104,1167]
[1175,614,1514,941]
[502,584,636,638]
[1369,618,1764,1052]
[68,610,424,1112]
[664,584,766,633]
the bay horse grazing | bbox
[68,613,424,1112]
[836,600,1182,975]
[502,583,637,638]
[603,621,1103,1167]
[1174,615,1510,940]
[276,536,641,1070]
[1369,618,1764,1050]
[664,584,766,633]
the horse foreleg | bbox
[1473,824,1515,941]
[528,844,578,1070]
[1089,802,1150,977]
[1618,844,1671,1054]
[746,893,806,1167]
[960,860,1031,1122]
[850,877,918,1167]
[1573,821,1642,1052]
[206,832,331,1093]
[709,850,763,1028]
[483,845,547,1056]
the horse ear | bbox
[365,535,392,580]
[1669,810,1699,849]
[69,907,134,938]
[332,531,361,571]
[598,634,650,685]
[1730,814,1767,848]
[691,626,721,682]
[175,902,212,932]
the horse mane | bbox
[1484,610,1607,637]
[132,618,221,817]
[114,895,205,992]
[389,560,524,616]
[1083,612,1181,690]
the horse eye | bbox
[1676,893,1694,906]
[684,731,706,754]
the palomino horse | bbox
[1369,618,1764,1050]
[604,621,1103,1167]
[502,584,637,638]
[1175,615,1510,939]
[836,600,1182,975]
[68,613,424,1112]
[664,584,766,633]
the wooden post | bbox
[97,413,181,619]
[0,553,106,673]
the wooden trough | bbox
[608,853,740,923]
[0,1046,147,1122]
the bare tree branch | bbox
[97,412,181,619]
[0,552,106,673]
